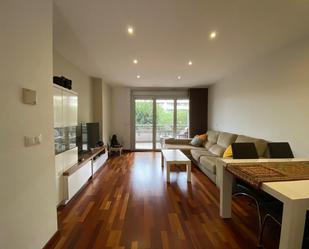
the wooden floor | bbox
[45,152,279,249]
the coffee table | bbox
[161,149,191,182]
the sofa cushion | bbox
[164,138,191,145]
[164,143,206,151]
[217,132,237,148]
[205,130,219,150]
[191,149,218,162]
[235,135,267,157]
[199,156,217,174]
[190,135,204,147]
[208,144,226,157]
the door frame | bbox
[131,95,189,151]
[131,96,155,151]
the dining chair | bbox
[231,142,272,235]
[267,142,294,158]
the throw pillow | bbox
[190,135,203,147]
[223,145,233,158]
[199,134,208,145]
[190,133,208,147]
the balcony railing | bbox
[135,124,188,143]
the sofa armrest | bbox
[164,138,192,145]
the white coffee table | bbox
[161,149,191,182]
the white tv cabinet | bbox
[62,147,108,204]
[53,85,78,205]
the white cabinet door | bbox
[55,153,64,205]
[53,87,63,128]
[66,161,92,201]
[62,91,78,127]
[69,93,78,126]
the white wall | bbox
[111,87,131,149]
[102,82,112,144]
[0,1,57,249]
[92,78,112,144]
[208,36,309,157]
[53,51,93,123]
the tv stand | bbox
[62,146,107,205]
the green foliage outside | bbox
[135,101,188,128]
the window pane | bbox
[135,99,153,149]
[156,99,174,149]
[176,99,189,138]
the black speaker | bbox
[53,76,72,90]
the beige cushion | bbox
[164,138,191,145]
[208,144,226,157]
[199,156,217,174]
[164,144,206,151]
[191,149,217,162]
[205,130,219,149]
[217,132,237,148]
[235,135,268,157]
[164,143,206,157]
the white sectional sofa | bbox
[163,130,268,187]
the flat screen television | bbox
[77,122,100,152]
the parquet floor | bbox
[45,152,279,249]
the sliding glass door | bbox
[156,99,174,149]
[135,99,154,149]
[176,99,189,138]
[134,97,189,150]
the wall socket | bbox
[24,134,42,147]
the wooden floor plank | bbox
[45,152,278,249]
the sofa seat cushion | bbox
[235,135,267,157]
[191,149,218,162]
[199,156,217,174]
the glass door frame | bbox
[132,96,156,151]
[131,95,189,151]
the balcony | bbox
[135,125,188,149]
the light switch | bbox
[23,88,37,105]
[25,134,42,147]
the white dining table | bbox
[217,158,309,249]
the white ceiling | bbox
[53,0,309,87]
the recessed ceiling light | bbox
[127,26,134,35]
[188,61,193,66]
[209,31,217,40]
[133,59,138,64]
[177,76,181,80]
[136,75,141,79]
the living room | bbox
[1,1,309,249]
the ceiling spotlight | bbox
[136,75,141,79]
[177,76,181,80]
[133,59,138,64]
[188,61,193,66]
[127,26,134,35]
[209,31,217,40]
